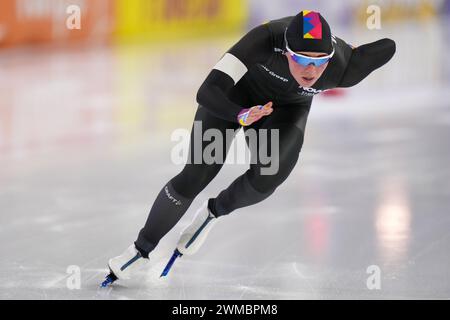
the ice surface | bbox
[0,21,449,299]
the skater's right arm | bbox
[196,24,272,123]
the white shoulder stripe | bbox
[213,53,248,85]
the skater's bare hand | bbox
[237,102,273,126]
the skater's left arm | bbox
[338,38,396,88]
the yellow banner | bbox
[114,0,248,42]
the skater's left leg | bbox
[160,103,311,275]
[176,103,311,251]
[210,102,311,217]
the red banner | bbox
[0,0,114,47]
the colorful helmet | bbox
[285,10,334,55]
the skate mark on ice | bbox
[238,241,298,299]
[408,231,450,265]
[292,262,317,297]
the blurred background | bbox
[0,0,449,299]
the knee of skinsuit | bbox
[134,181,195,257]
[248,131,304,194]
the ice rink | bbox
[1,20,450,299]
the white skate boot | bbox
[160,200,218,277]
[101,244,148,287]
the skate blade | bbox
[100,272,118,288]
[160,249,182,278]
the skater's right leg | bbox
[104,106,238,284]
[134,105,240,257]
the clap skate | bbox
[101,244,148,287]
[161,201,218,277]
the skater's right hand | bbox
[237,102,273,126]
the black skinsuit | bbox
[135,16,396,256]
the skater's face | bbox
[285,51,329,88]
